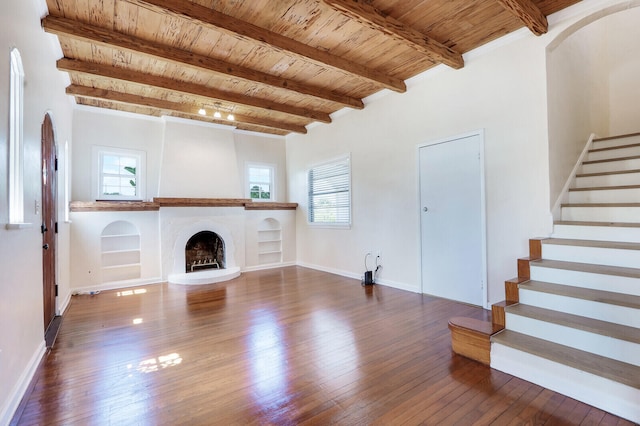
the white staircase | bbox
[490,133,640,423]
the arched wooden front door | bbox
[42,113,57,332]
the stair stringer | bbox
[551,133,596,222]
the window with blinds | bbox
[308,155,351,226]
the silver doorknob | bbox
[423,207,428,212]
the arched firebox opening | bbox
[185,231,225,273]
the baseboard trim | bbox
[296,262,419,293]
[58,290,72,316]
[242,261,297,272]
[71,277,164,295]
[0,341,46,426]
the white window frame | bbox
[92,146,146,201]
[245,162,275,202]
[307,154,351,228]
[9,48,24,224]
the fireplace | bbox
[185,231,225,273]
[166,218,242,285]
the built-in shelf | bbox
[101,221,141,282]
[258,221,282,264]
[101,263,142,270]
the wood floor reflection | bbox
[12,267,633,425]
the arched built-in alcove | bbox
[257,218,282,265]
[101,220,141,282]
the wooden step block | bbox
[505,277,528,303]
[517,257,532,279]
[529,238,545,259]
[448,317,503,365]
[491,300,516,327]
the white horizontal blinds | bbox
[308,156,351,224]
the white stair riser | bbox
[491,343,640,423]
[552,225,640,242]
[504,313,640,366]
[518,289,640,328]
[568,188,640,203]
[561,206,640,223]
[581,158,640,174]
[529,265,640,296]
[587,146,640,161]
[592,135,640,149]
[541,244,640,268]
[574,172,640,188]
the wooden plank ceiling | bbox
[43,0,581,136]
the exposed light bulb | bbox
[213,111,222,119]
[227,114,235,121]
[198,108,206,115]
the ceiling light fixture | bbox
[198,108,206,116]
[213,111,222,119]
[227,113,235,121]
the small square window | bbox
[92,146,145,201]
[246,163,275,201]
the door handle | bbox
[423,207,428,212]
[43,244,49,250]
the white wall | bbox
[72,108,164,201]
[287,2,639,305]
[159,119,242,198]
[0,0,74,423]
[547,12,611,212]
[234,132,287,202]
[607,6,640,135]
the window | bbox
[308,155,351,226]
[9,48,24,223]
[92,146,145,200]
[246,163,274,201]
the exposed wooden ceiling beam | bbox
[125,0,406,93]
[496,0,548,35]
[56,58,332,124]
[66,84,308,135]
[322,0,463,69]
[42,15,363,111]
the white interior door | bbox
[419,132,486,306]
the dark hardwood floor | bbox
[12,267,634,425]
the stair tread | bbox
[492,329,640,389]
[593,132,640,142]
[569,184,640,191]
[554,221,640,228]
[589,142,640,153]
[576,168,640,177]
[520,280,640,309]
[543,237,640,251]
[561,202,640,207]
[505,303,640,344]
[531,259,640,278]
[582,155,640,165]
